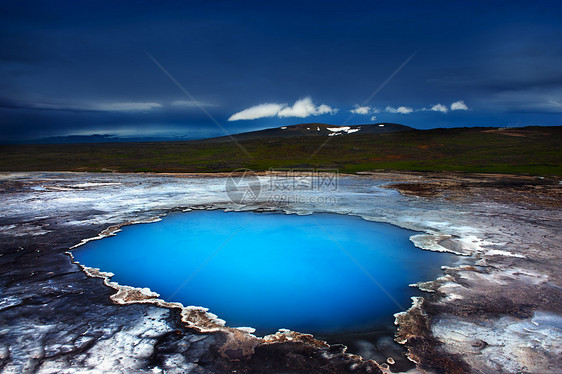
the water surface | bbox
[73,211,453,335]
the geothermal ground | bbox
[0,171,560,373]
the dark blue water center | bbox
[73,211,453,335]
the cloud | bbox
[430,103,448,113]
[416,100,468,113]
[277,99,337,118]
[27,100,208,112]
[385,105,413,114]
[277,98,337,118]
[487,89,562,113]
[370,115,377,121]
[96,102,162,111]
[228,97,337,121]
[351,105,371,114]
[31,102,84,111]
[171,100,197,107]
[171,100,214,108]
[350,105,380,114]
[451,100,469,110]
[26,101,163,112]
[228,103,285,121]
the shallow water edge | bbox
[67,204,463,372]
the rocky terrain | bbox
[0,171,560,373]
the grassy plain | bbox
[1,126,560,175]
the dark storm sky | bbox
[1,0,561,141]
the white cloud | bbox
[451,100,469,111]
[96,102,162,111]
[430,103,448,113]
[351,105,370,114]
[385,105,413,114]
[277,98,337,118]
[370,115,377,121]
[364,101,468,115]
[350,105,381,114]
[228,103,285,121]
[228,97,337,121]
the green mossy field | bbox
[1,126,561,175]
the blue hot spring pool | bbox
[73,211,453,335]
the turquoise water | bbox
[73,211,452,335]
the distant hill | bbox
[15,123,412,144]
[23,123,555,146]
[203,123,412,143]
[11,134,196,144]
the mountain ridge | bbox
[200,122,412,143]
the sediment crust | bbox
[0,171,560,373]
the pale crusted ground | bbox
[0,171,560,373]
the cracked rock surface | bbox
[0,171,560,373]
